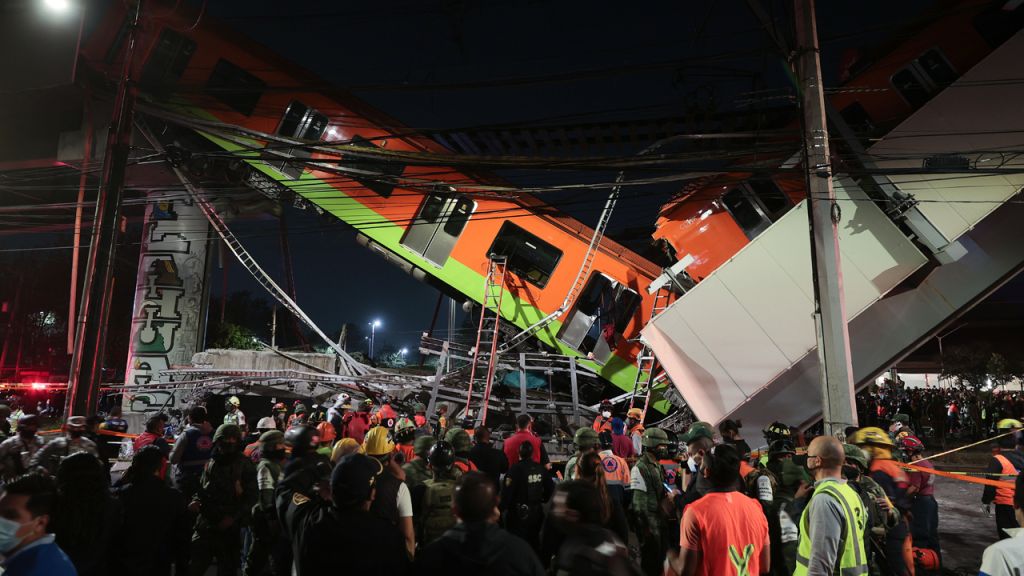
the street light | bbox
[42,0,72,14]
[368,319,382,360]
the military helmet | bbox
[414,402,427,413]
[259,430,285,445]
[641,427,670,449]
[294,403,308,414]
[573,427,600,450]
[394,417,416,443]
[842,443,869,470]
[849,426,894,447]
[213,423,242,444]
[445,427,472,452]
[413,435,436,457]
[428,440,456,470]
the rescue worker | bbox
[30,415,98,476]
[851,426,912,576]
[501,440,552,553]
[565,427,601,481]
[626,407,645,456]
[983,418,1024,539]
[190,423,257,576]
[403,435,435,490]
[504,414,542,465]
[412,402,432,437]
[445,427,478,475]
[374,396,398,429]
[467,425,508,488]
[412,440,459,546]
[244,417,278,462]
[593,399,614,433]
[767,439,805,576]
[271,402,288,431]
[610,417,634,460]
[794,435,869,576]
[630,427,673,576]
[843,443,898,576]
[0,414,44,480]
[901,435,940,558]
[394,417,417,464]
[719,418,752,458]
[435,404,449,439]
[360,425,416,558]
[597,431,631,507]
[287,404,307,428]
[245,430,286,576]
[170,406,214,502]
[326,393,349,438]
[978,472,1024,576]
[224,396,247,431]
[133,414,171,456]
[344,399,373,444]
[314,420,336,459]
[330,437,362,464]
[761,421,793,466]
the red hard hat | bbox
[899,436,925,453]
[912,547,939,570]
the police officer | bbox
[403,435,435,490]
[565,427,600,481]
[190,423,257,576]
[412,441,460,547]
[501,441,552,553]
[630,427,672,576]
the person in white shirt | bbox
[979,471,1024,576]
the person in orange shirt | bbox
[665,443,770,576]
[394,417,417,465]
[593,399,614,433]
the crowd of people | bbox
[0,390,1019,576]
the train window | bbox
[892,48,958,110]
[559,272,640,360]
[891,69,930,109]
[420,196,446,224]
[141,29,197,93]
[443,197,474,236]
[273,101,329,179]
[917,49,958,88]
[337,135,405,198]
[748,179,789,219]
[205,59,267,117]
[488,222,562,289]
[839,102,875,136]
[722,187,771,239]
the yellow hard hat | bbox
[331,438,363,463]
[997,418,1023,430]
[849,426,894,447]
[362,426,395,457]
[627,408,643,419]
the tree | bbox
[940,343,1022,391]
[209,322,260,350]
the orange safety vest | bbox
[870,458,910,487]
[454,458,478,473]
[629,423,645,437]
[993,454,1020,505]
[592,415,612,433]
[600,452,631,487]
[739,459,755,480]
[397,443,415,465]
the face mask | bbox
[264,448,286,461]
[601,411,611,419]
[841,465,860,481]
[217,442,239,455]
[0,516,25,554]
[68,430,84,439]
[655,446,670,459]
[17,428,34,439]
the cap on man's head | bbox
[331,453,383,507]
[680,421,714,443]
[66,416,87,429]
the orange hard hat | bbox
[316,421,337,444]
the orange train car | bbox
[80,1,665,396]
[653,0,1023,282]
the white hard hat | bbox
[256,417,276,430]
[228,396,241,407]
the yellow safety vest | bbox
[794,479,869,576]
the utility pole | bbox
[66,0,143,417]
[270,305,277,348]
[794,0,857,436]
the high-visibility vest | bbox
[993,454,1019,505]
[794,480,869,576]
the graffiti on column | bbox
[124,196,210,414]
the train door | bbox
[558,272,641,363]
[273,100,328,179]
[401,193,475,266]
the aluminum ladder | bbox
[629,286,673,417]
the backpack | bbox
[555,530,643,576]
[418,478,457,545]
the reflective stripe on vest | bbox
[993,454,1019,505]
[794,481,868,576]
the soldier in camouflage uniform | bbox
[564,427,600,481]
[402,435,434,490]
[843,443,898,576]
[190,423,257,576]
[630,427,672,576]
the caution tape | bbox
[901,462,1016,490]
